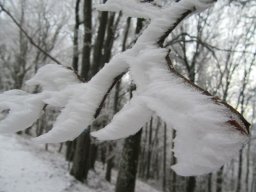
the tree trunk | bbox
[105,16,131,182]
[115,129,142,192]
[170,128,176,192]
[105,143,115,182]
[146,117,153,179]
[70,0,92,182]
[187,177,196,192]
[115,19,144,191]
[216,167,223,192]
[72,0,81,73]
[80,0,92,80]
[163,123,167,192]
[70,130,91,181]
[245,141,251,192]
[89,143,98,170]
[236,150,243,192]
[65,141,76,162]
[90,10,108,76]
[208,174,212,192]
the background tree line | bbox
[0,0,255,192]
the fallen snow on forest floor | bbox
[0,134,160,192]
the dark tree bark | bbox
[236,151,243,192]
[187,177,196,192]
[72,0,81,73]
[245,142,251,192]
[80,0,92,80]
[139,123,148,178]
[208,174,212,192]
[170,129,177,192]
[66,0,81,167]
[66,141,76,162]
[103,13,118,62]
[105,143,115,182]
[216,167,223,192]
[122,17,131,52]
[115,18,144,192]
[70,0,92,182]
[146,117,153,179]
[70,130,91,181]
[89,143,98,170]
[90,10,108,76]
[115,129,142,192]
[105,16,130,183]
[105,81,120,183]
[163,123,167,192]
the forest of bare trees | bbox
[0,0,255,192]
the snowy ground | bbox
[0,134,160,192]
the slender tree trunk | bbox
[72,0,81,73]
[105,144,115,182]
[208,174,212,192]
[103,13,115,61]
[115,19,144,192]
[251,160,256,192]
[122,17,131,51]
[58,143,63,153]
[216,167,223,192]
[105,14,123,182]
[146,117,153,179]
[70,0,92,182]
[90,10,108,76]
[70,129,91,181]
[66,141,76,162]
[170,128,176,192]
[163,123,167,192]
[187,177,196,192]
[115,129,142,192]
[245,136,251,192]
[236,150,243,192]
[80,0,92,80]
[139,123,147,178]
[67,0,81,166]
[89,143,98,170]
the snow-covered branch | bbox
[0,0,250,176]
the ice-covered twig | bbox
[164,55,250,135]
[0,0,250,176]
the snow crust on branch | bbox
[96,0,161,19]
[0,90,44,133]
[33,54,129,143]
[0,0,250,176]
[26,64,80,91]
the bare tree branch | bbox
[0,2,62,65]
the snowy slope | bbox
[0,135,160,192]
[0,135,93,192]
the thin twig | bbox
[155,2,250,135]
[157,9,194,47]
[94,72,126,118]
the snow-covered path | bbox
[0,134,161,192]
[0,134,93,192]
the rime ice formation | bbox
[0,90,44,133]
[0,0,250,176]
